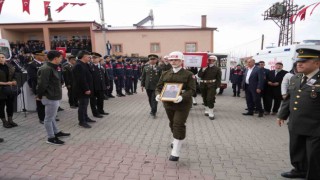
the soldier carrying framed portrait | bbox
[160,83,183,102]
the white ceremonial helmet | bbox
[168,51,184,60]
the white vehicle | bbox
[0,39,12,60]
[253,44,320,71]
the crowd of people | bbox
[51,39,92,53]
[1,47,320,179]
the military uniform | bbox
[278,48,320,180]
[26,57,45,123]
[156,68,196,139]
[103,56,115,97]
[198,64,222,119]
[141,55,162,116]
[62,62,78,107]
[124,61,134,95]
[113,57,125,96]
[132,62,141,93]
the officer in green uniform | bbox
[277,48,320,180]
[141,54,162,117]
[198,55,222,120]
[156,51,196,161]
[160,55,172,72]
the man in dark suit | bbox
[277,48,320,180]
[72,51,95,128]
[258,61,270,111]
[264,62,288,115]
[242,58,265,117]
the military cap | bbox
[148,54,159,59]
[32,50,46,56]
[91,52,102,57]
[296,48,320,62]
[67,55,76,60]
[126,58,132,62]
[115,55,122,59]
[104,55,110,59]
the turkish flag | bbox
[0,0,5,14]
[22,0,30,14]
[70,3,86,7]
[56,47,66,58]
[310,2,320,16]
[44,1,50,16]
[56,2,69,13]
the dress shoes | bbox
[281,169,306,178]
[242,112,254,116]
[87,118,97,123]
[93,114,103,118]
[99,112,109,115]
[108,95,115,98]
[79,123,91,128]
[169,155,179,161]
[258,112,264,117]
[58,107,64,112]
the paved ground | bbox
[0,85,298,180]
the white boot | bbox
[209,108,215,120]
[169,138,183,161]
[204,106,209,116]
[192,97,197,105]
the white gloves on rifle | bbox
[155,95,161,102]
[174,96,183,103]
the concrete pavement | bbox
[0,87,296,180]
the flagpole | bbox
[97,0,107,55]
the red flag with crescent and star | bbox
[22,0,30,14]
[44,1,50,16]
[0,0,5,14]
[56,2,69,13]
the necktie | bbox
[300,76,308,88]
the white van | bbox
[0,39,12,60]
[253,44,320,71]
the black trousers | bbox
[146,89,157,114]
[78,97,89,124]
[90,90,105,115]
[106,80,114,96]
[0,96,14,118]
[67,87,78,107]
[232,83,241,95]
[36,100,45,121]
[114,77,124,95]
[133,78,138,92]
[264,93,282,113]
[289,131,320,180]
[244,85,263,113]
[125,77,133,93]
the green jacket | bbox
[278,71,320,136]
[0,63,16,99]
[141,64,162,90]
[37,62,62,100]
[198,66,222,88]
[156,68,196,110]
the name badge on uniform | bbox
[311,86,317,98]
[307,79,316,86]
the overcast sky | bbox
[0,0,319,57]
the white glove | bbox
[174,96,183,103]
[155,95,161,102]
[216,88,220,93]
[202,67,207,71]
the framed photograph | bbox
[160,83,183,102]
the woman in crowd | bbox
[0,52,18,129]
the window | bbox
[185,42,197,52]
[113,44,122,53]
[150,43,160,53]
